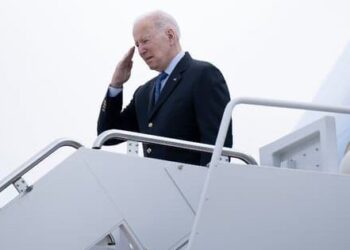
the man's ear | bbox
[166,29,176,42]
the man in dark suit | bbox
[98,10,232,166]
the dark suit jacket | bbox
[98,52,232,166]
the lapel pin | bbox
[173,77,177,81]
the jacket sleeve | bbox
[193,64,233,166]
[97,89,139,145]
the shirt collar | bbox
[164,51,185,76]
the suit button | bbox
[146,147,152,154]
[148,122,153,128]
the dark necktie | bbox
[154,72,168,103]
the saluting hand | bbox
[110,46,135,88]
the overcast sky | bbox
[1,0,350,183]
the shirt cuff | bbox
[108,85,123,97]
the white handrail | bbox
[188,97,350,250]
[0,138,83,193]
[93,129,257,165]
[210,97,350,167]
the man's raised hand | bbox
[110,47,135,88]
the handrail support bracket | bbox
[13,177,33,194]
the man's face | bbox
[133,19,173,72]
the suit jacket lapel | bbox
[148,52,192,121]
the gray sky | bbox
[1,0,350,182]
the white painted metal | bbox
[165,164,207,213]
[2,99,350,249]
[210,97,350,167]
[188,163,350,250]
[260,116,339,173]
[82,149,206,250]
[127,140,139,155]
[13,177,32,194]
[340,151,350,174]
[93,129,257,165]
[0,148,207,250]
[0,149,124,250]
[189,98,350,250]
[298,43,350,157]
[0,138,82,193]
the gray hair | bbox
[135,10,181,39]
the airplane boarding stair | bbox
[1,98,350,250]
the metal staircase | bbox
[2,98,350,250]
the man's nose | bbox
[138,45,147,56]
